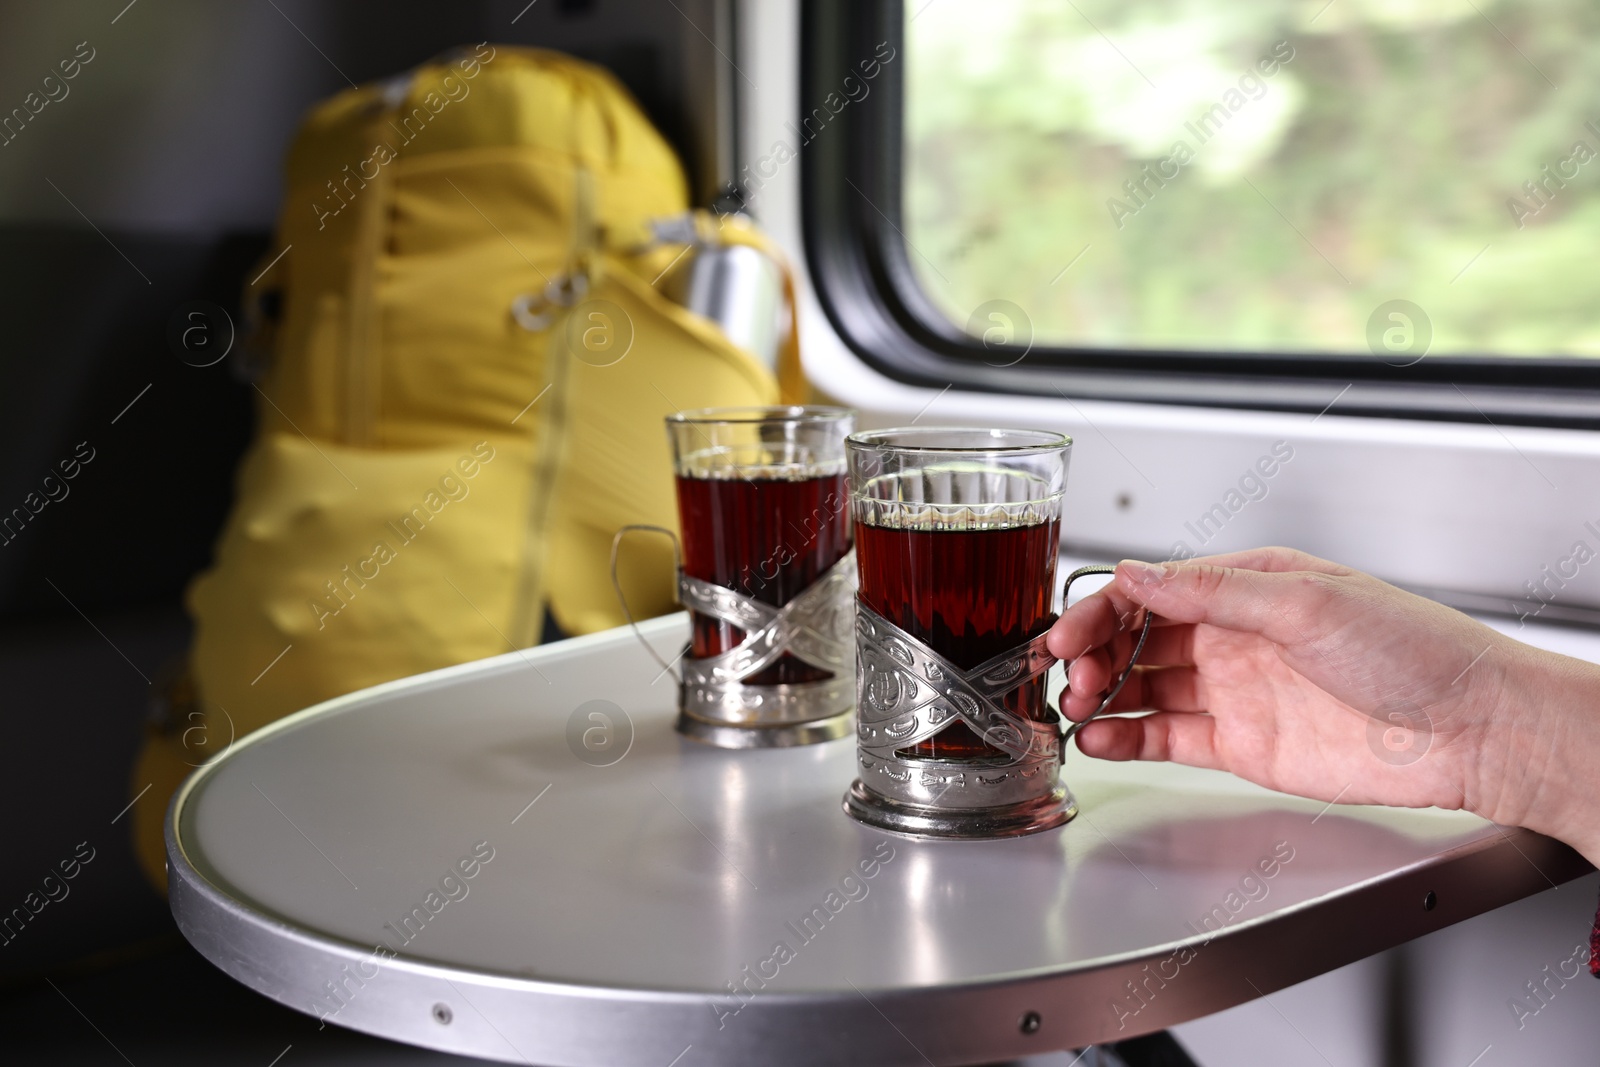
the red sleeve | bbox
[1590,886,1599,978]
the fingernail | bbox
[1119,559,1168,586]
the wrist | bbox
[1484,643,1600,867]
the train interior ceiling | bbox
[1,1,1597,1065]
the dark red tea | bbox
[675,471,851,685]
[856,518,1060,760]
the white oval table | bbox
[167,615,1591,1065]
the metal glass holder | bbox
[611,526,857,748]
[844,564,1154,839]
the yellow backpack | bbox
[132,45,800,888]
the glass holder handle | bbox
[609,524,685,684]
[1059,564,1155,747]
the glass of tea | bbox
[667,406,857,747]
[844,427,1076,838]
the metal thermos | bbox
[655,215,786,370]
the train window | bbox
[800,0,1600,427]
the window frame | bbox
[799,0,1600,430]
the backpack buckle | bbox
[510,271,590,332]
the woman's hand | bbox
[1047,547,1600,865]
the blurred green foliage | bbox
[903,0,1600,357]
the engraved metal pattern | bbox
[680,676,855,725]
[853,602,1063,810]
[855,603,1055,763]
[853,749,1061,809]
[677,549,856,725]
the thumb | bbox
[1113,558,1333,646]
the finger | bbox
[1073,711,1222,769]
[1113,665,1206,714]
[1110,558,1342,646]
[1065,644,1112,699]
[1130,623,1197,668]
[1181,545,1352,577]
[1052,552,1338,656]
[1060,665,1206,721]
[1062,632,1123,723]
[1053,608,1192,679]
[1063,624,1142,710]
[1046,588,1129,660]
[1047,581,1168,663]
